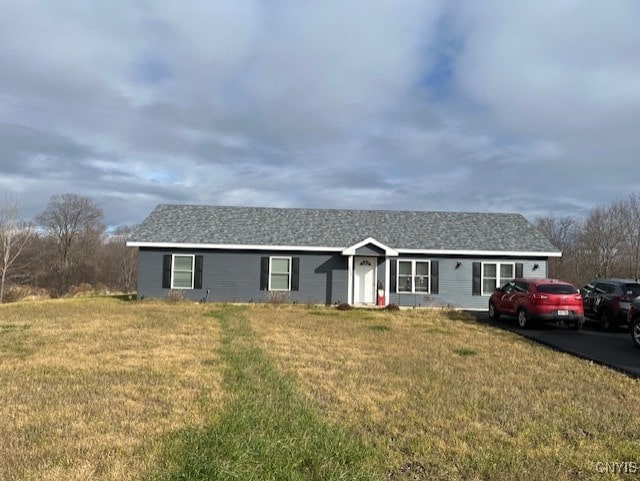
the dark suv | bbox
[628,299,640,348]
[582,278,640,330]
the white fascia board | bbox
[126,241,343,252]
[395,248,562,258]
[126,242,561,258]
[341,237,399,256]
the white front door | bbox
[354,257,376,304]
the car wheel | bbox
[599,308,613,331]
[488,301,500,321]
[566,318,584,331]
[517,308,529,329]
[632,318,640,348]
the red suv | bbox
[488,278,584,330]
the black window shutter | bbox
[260,257,269,290]
[472,262,481,296]
[162,255,172,288]
[515,263,523,278]
[194,255,203,289]
[390,259,397,293]
[431,260,439,294]
[291,257,300,291]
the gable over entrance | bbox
[342,238,398,305]
[341,237,398,257]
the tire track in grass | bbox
[150,306,380,481]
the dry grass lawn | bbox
[0,298,223,480]
[1,299,639,480]
[249,306,640,480]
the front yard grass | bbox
[0,299,639,480]
[151,305,378,480]
[0,298,224,480]
[250,306,640,480]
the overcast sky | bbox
[1,1,639,227]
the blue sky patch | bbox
[135,55,173,85]
[420,10,465,100]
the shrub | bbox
[94,283,112,295]
[2,284,51,303]
[422,294,434,306]
[68,283,94,297]
[265,290,290,306]
[384,303,400,311]
[336,303,353,311]
[165,290,185,303]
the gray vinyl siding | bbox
[376,258,386,289]
[137,247,548,309]
[388,257,547,309]
[137,248,348,305]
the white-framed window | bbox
[397,260,430,293]
[482,262,514,295]
[172,254,195,289]
[269,257,291,291]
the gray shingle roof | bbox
[130,204,560,253]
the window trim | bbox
[481,261,515,296]
[269,256,292,291]
[397,259,431,294]
[171,254,195,289]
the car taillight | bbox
[530,293,549,303]
[574,294,582,302]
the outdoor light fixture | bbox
[533,264,539,270]
[455,261,462,269]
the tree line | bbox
[0,192,136,302]
[535,192,640,288]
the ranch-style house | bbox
[127,204,561,309]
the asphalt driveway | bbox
[474,312,640,378]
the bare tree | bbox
[579,202,627,279]
[100,225,138,292]
[620,193,640,279]
[535,215,582,284]
[36,194,104,292]
[0,194,32,302]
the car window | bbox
[514,281,528,292]
[608,284,623,295]
[537,284,579,294]
[623,284,640,296]
[583,283,595,292]
[594,283,608,294]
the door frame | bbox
[353,256,377,305]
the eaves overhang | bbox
[126,241,344,252]
[396,248,562,257]
[127,241,561,258]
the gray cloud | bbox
[0,0,639,227]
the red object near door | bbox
[377,291,385,306]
